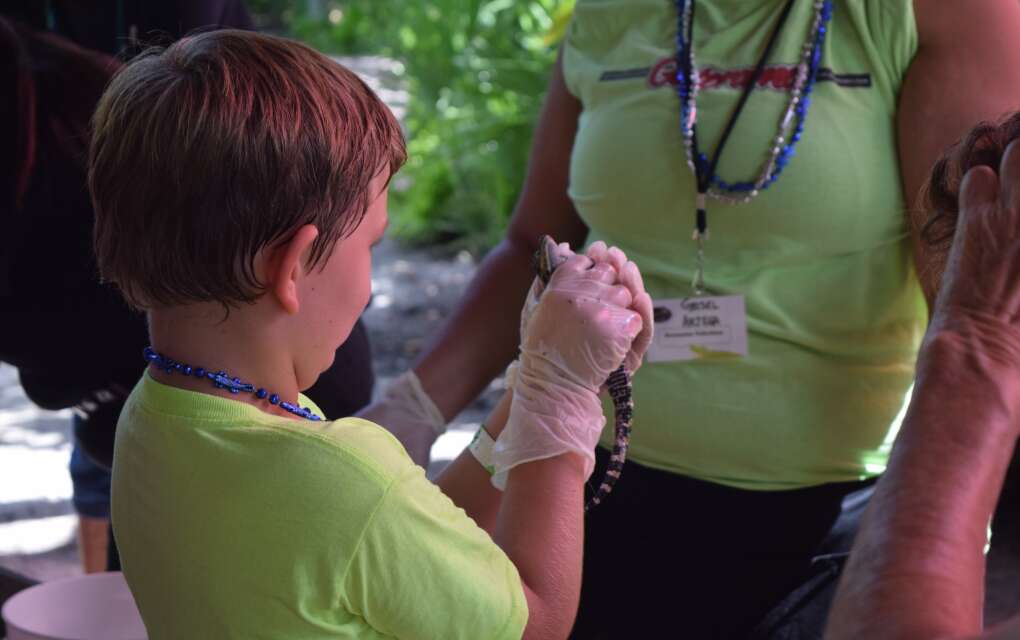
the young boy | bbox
[90,30,650,638]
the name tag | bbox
[647,296,749,362]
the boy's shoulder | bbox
[284,416,416,485]
[120,374,418,491]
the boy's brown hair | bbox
[90,30,406,309]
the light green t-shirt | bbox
[564,0,925,489]
[111,374,527,639]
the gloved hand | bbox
[492,251,645,488]
[584,241,654,375]
[508,241,654,395]
[514,240,574,357]
[356,369,445,467]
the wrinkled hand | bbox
[356,370,445,467]
[922,140,1020,421]
[492,250,644,487]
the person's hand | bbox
[922,140,1020,423]
[492,251,644,487]
[515,240,574,353]
[509,240,653,392]
[585,241,654,375]
[356,370,445,466]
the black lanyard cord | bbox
[688,0,798,198]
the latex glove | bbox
[356,370,445,467]
[492,253,643,488]
[516,240,653,381]
[585,241,654,375]
[503,361,520,393]
[517,240,575,347]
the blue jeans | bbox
[69,416,111,519]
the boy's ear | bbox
[268,225,319,315]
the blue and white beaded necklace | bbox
[144,346,323,421]
[674,0,833,293]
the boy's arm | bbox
[438,391,588,640]
[434,391,511,533]
[497,454,586,640]
[437,417,588,640]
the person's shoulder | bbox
[270,416,418,487]
[913,0,1020,47]
[318,417,415,471]
[120,375,418,491]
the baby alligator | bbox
[533,236,633,512]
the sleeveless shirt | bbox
[563,0,924,489]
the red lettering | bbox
[759,66,795,90]
[648,58,679,88]
[649,59,798,92]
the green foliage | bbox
[287,0,575,254]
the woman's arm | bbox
[898,0,1020,306]
[826,152,1020,639]
[413,49,590,420]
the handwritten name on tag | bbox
[647,296,748,363]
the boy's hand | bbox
[516,240,574,353]
[492,251,644,487]
[584,241,653,375]
[511,241,653,393]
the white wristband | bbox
[468,424,497,479]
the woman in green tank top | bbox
[375,0,1020,635]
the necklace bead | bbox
[675,0,833,202]
[142,347,322,421]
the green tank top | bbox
[563,0,924,489]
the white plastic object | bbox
[2,572,146,640]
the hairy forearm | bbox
[495,454,586,640]
[828,335,1020,639]
[413,238,538,420]
[829,427,1014,638]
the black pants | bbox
[570,447,872,639]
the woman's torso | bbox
[564,0,925,489]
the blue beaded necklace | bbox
[143,346,323,421]
[674,0,833,292]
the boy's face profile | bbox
[288,172,390,389]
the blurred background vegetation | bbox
[246,0,575,254]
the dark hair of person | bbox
[1,16,115,212]
[89,29,406,309]
[917,112,1020,298]
[0,16,35,212]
